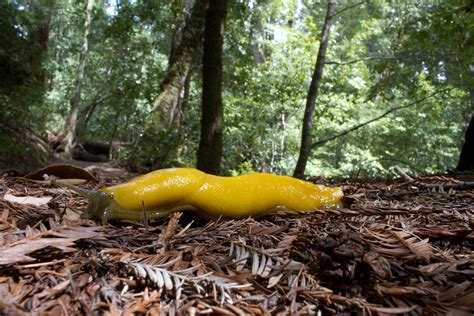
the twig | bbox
[393,165,414,181]
[417,182,474,190]
[334,1,366,16]
[142,200,149,230]
[326,55,400,65]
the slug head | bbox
[52,178,119,224]
[81,191,123,224]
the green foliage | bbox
[44,1,174,140]
[1,0,471,177]
[213,0,471,177]
[0,1,50,129]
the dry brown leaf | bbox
[0,226,103,265]
[0,170,472,314]
[3,193,52,206]
[159,212,182,253]
[61,208,82,221]
[0,238,77,265]
[29,178,87,185]
[366,305,418,314]
[25,164,97,181]
[46,226,103,239]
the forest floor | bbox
[0,162,473,315]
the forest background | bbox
[1,0,473,178]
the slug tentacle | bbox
[80,191,119,224]
[53,179,122,223]
[51,178,97,200]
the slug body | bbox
[61,168,343,223]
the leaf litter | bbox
[0,168,472,315]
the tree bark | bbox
[457,114,474,171]
[293,0,337,178]
[170,64,193,128]
[196,0,229,175]
[149,0,205,126]
[249,0,266,64]
[58,0,94,157]
[30,0,54,85]
[131,0,208,169]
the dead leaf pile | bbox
[0,169,472,314]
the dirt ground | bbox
[0,163,472,315]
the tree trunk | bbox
[457,114,474,171]
[30,0,54,86]
[131,0,208,169]
[249,0,266,64]
[196,0,229,175]
[168,0,193,129]
[150,0,205,126]
[170,64,194,128]
[58,0,94,157]
[293,0,337,178]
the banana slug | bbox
[55,168,343,224]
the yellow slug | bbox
[56,168,344,223]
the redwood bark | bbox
[293,0,337,178]
[196,0,229,175]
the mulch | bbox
[0,167,472,315]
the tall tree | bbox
[149,0,207,126]
[196,0,229,175]
[29,0,54,87]
[249,0,267,64]
[57,0,94,157]
[0,1,53,126]
[457,114,474,171]
[131,0,208,168]
[293,0,336,178]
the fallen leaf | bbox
[62,208,81,221]
[0,238,77,265]
[25,164,97,181]
[29,178,87,185]
[367,305,418,314]
[0,226,103,265]
[3,193,52,206]
[47,226,103,239]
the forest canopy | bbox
[1,0,472,177]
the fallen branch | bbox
[393,165,414,181]
[417,181,474,190]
